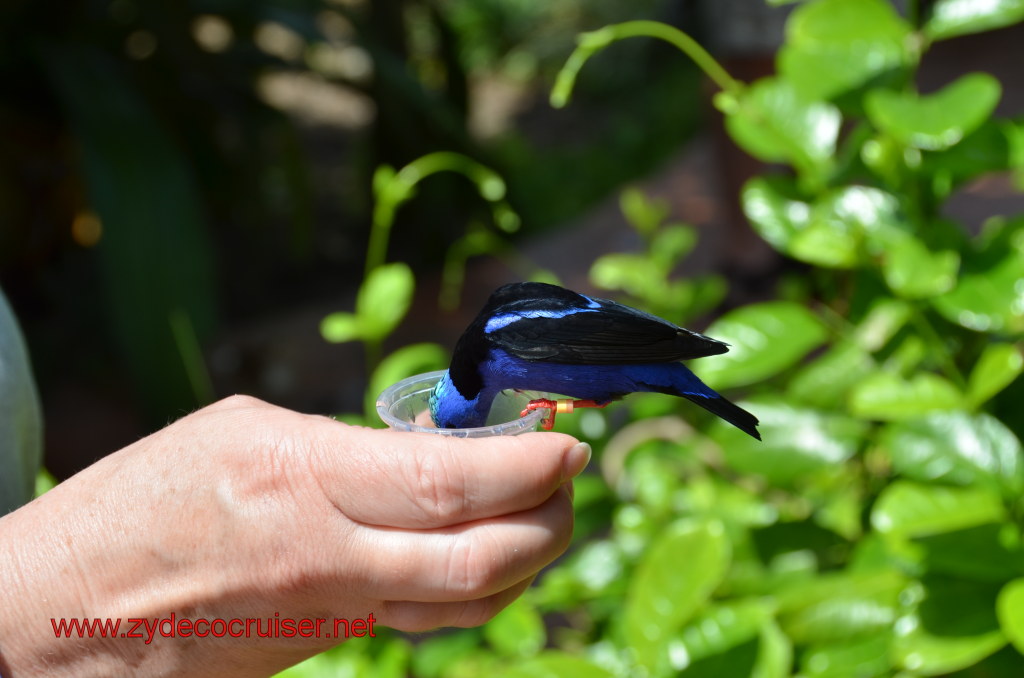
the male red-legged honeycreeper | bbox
[429,282,760,440]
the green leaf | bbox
[712,403,867,484]
[848,372,963,421]
[356,262,415,341]
[668,599,773,670]
[484,598,546,658]
[696,301,828,389]
[883,412,1024,494]
[871,481,1006,538]
[854,299,914,352]
[776,569,905,644]
[997,578,1024,654]
[933,218,1024,334]
[722,77,840,179]
[778,0,914,100]
[893,577,1006,674]
[496,652,615,678]
[620,187,669,237]
[624,519,731,669]
[788,341,875,409]
[880,235,960,299]
[801,632,892,678]
[742,178,909,268]
[967,343,1024,408]
[916,523,1024,581]
[590,253,657,297]
[925,0,1024,40]
[865,73,1002,151]
[320,312,362,343]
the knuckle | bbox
[443,534,500,599]
[405,446,467,524]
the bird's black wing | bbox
[483,286,728,364]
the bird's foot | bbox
[520,398,608,430]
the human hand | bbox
[0,395,590,677]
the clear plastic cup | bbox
[376,370,546,437]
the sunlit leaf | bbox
[496,652,615,678]
[778,0,914,100]
[712,403,867,484]
[865,73,1002,151]
[357,262,415,341]
[320,312,362,343]
[996,578,1024,654]
[788,341,875,409]
[696,301,828,389]
[743,178,909,268]
[775,569,905,644]
[800,632,892,678]
[668,599,773,670]
[883,412,1024,493]
[722,77,840,178]
[848,372,963,421]
[893,577,1006,674]
[871,481,1006,538]
[933,218,1024,333]
[484,598,546,658]
[925,0,1024,40]
[967,343,1024,408]
[879,235,960,299]
[624,519,730,669]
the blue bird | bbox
[429,282,760,440]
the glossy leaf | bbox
[967,343,1024,408]
[925,0,1024,40]
[894,577,1006,674]
[996,578,1024,654]
[883,412,1024,493]
[712,403,866,484]
[778,0,914,100]
[871,481,1006,538]
[743,178,909,268]
[880,235,960,299]
[848,372,963,421]
[668,599,772,670]
[721,77,840,178]
[853,299,914,352]
[624,519,730,669]
[775,569,905,644]
[933,219,1024,334]
[865,73,1002,151]
[788,341,875,409]
[496,652,615,678]
[484,598,546,658]
[696,301,828,389]
[801,632,892,678]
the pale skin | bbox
[0,395,591,677]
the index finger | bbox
[312,427,591,529]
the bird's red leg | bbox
[520,398,609,430]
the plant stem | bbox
[552,20,742,109]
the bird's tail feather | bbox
[680,392,761,440]
[639,363,761,440]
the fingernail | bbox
[564,442,591,478]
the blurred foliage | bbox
[295,1,1024,677]
[0,0,695,435]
